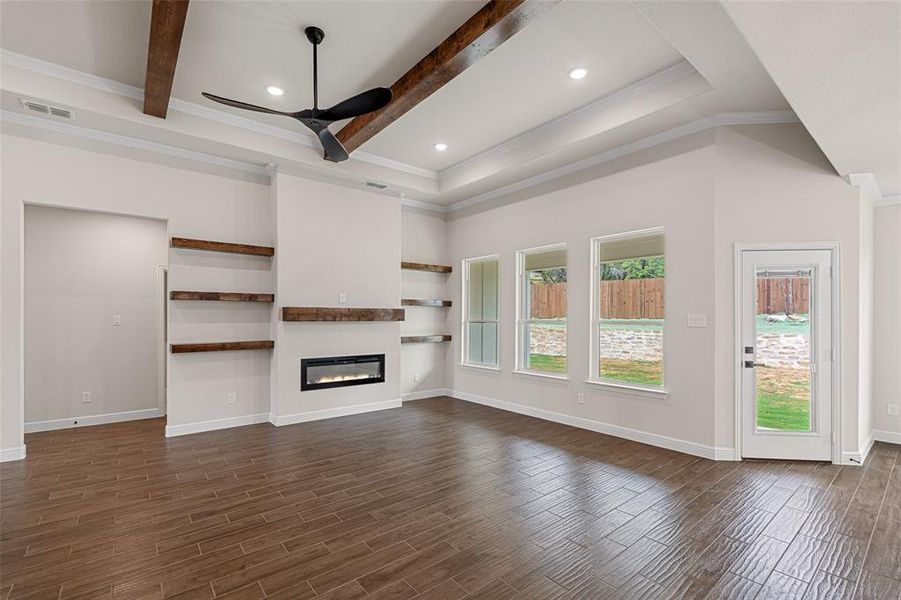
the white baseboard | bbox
[165,413,269,437]
[840,431,876,466]
[272,399,402,427]
[0,446,26,462]
[874,429,901,445]
[25,408,164,433]
[448,389,730,461]
[402,388,451,402]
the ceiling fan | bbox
[202,26,392,163]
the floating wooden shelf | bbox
[170,340,275,353]
[281,307,405,322]
[171,237,275,257]
[170,291,274,303]
[402,298,452,307]
[402,335,452,344]
[401,261,452,273]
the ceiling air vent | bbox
[365,181,388,190]
[20,98,74,119]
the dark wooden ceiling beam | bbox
[336,0,560,153]
[143,0,190,118]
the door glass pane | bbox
[755,270,812,432]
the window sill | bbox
[460,362,501,372]
[514,369,569,382]
[584,379,668,399]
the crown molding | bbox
[0,49,437,181]
[440,60,702,179]
[400,196,447,213]
[1,108,270,176]
[447,110,799,212]
[847,173,899,206]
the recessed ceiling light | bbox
[266,86,285,96]
[434,142,448,152]
[568,67,588,80]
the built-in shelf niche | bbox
[401,261,452,273]
[401,335,452,344]
[281,307,405,322]
[170,237,275,257]
[170,291,274,303]
[170,340,275,353]
[401,298,452,307]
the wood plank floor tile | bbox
[1,400,898,600]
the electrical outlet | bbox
[227,392,237,405]
[82,391,91,403]
[413,372,421,383]
[577,392,584,405]
[339,293,347,304]
[112,314,122,326]
[889,404,899,417]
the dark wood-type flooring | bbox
[1,397,899,599]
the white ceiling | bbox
[361,1,683,171]
[11,0,875,209]
[723,0,901,197]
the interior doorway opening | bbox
[23,205,168,433]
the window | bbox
[516,244,567,376]
[590,228,665,391]
[463,256,499,367]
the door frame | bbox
[733,242,842,463]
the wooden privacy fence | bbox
[599,279,664,319]
[756,277,809,315]
[529,278,809,319]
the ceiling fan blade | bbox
[317,87,392,122]
[318,128,349,163]
[202,92,295,116]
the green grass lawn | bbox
[600,359,663,386]
[528,354,663,388]
[529,353,566,373]
[756,366,811,430]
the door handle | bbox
[744,360,764,368]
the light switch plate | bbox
[687,314,707,328]
[112,315,122,326]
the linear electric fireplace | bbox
[301,354,385,391]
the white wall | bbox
[270,173,402,423]
[712,124,864,457]
[24,206,167,427]
[446,123,869,461]
[874,203,901,440]
[1,133,272,448]
[446,130,719,455]
[401,207,449,399]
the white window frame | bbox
[588,228,667,398]
[515,242,568,380]
[461,254,501,370]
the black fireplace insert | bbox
[301,354,385,391]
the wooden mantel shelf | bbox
[170,291,274,303]
[171,340,274,353]
[402,298,452,307]
[281,307,405,322]
[402,335,452,344]
[171,237,275,257]
[401,261,452,273]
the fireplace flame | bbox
[312,373,376,384]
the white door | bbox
[740,249,833,461]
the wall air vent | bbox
[20,98,74,119]
[365,181,388,190]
